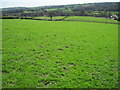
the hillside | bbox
[2,2,119,18]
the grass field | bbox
[34,16,65,20]
[34,16,118,23]
[46,8,58,11]
[65,16,119,23]
[2,19,118,88]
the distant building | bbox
[111,15,118,20]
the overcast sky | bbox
[0,0,119,8]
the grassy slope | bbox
[2,19,118,88]
[34,16,65,20]
[65,16,119,23]
[34,16,118,23]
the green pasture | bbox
[2,19,118,88]
[110,11,119,15]
[46,8,58,11]
[46,8,66,11]
[33,16,118,23]
[34,16,51,20]
[34,16,66,20]
[23,11,32,13]
[65,16,119,23]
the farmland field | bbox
[2,19,118,88]
[33,16,119,23]
[34,16,65,20]
[65,16,119,23]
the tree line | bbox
[1,2,119,20]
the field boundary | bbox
[24,18,120,24]
[1,18,119,24]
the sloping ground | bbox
[65,16,118,22]
[2,19,118,88]
[64,16,119,24]
[21,16,119,24]
[33,16,67,21]
[2,16,118,24]
[63,19,119,24]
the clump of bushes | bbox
[0,16,33,19]
[20,17,33,19]
[1,16,19,19]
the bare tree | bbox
[46,11,56,20]
[41,8,47,16]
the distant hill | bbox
[2,2,119,17]
[2,2,119,11]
